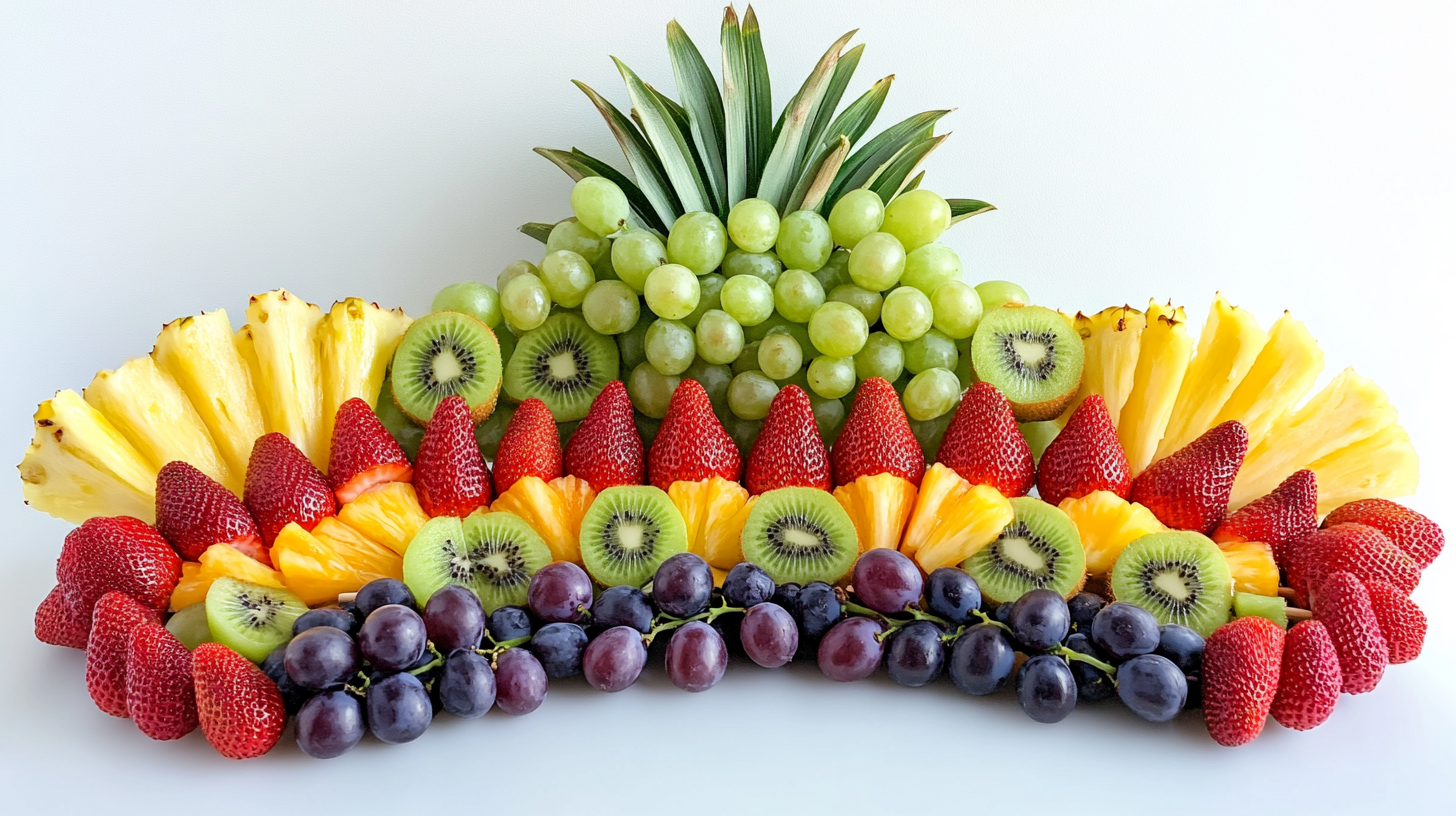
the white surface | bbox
[2,1,1453,812]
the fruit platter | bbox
[17,6,1441,761]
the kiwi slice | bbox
[970,304,1084,421]
[964,497,1086,605]
[1109,531,1233,638]
[1233,591,1287,629]
[391,311,503,424]
[204,577,308,663]
[504,313,620,422]
[579,485,688,587]
[165,603,213,650]
[741,487,858,586]
[403,513,552,613]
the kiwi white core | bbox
[548,351,579,380]
[1153,569,1193,602]
[1001,534,1047,573]
[433,349,466,383]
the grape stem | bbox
[1053,644,1118,680]
[478,635,533,669]
[643,601,745,646]
[407,644,445,676]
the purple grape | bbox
[1116,654,1188,722]
[1090,602,1160,662]
[1065,632,1115,702]
[1155,624,1205,676]
[355,578,416,616]
[260,646,310,715]
[529,622,588,678]
[494,648,548,715]
[292,606,358,637]
[948,623,1015,696]
[740,602,798,668]
[1016,654,1077,723]
[884,620,945,687]
[487,606,533,642]
[527,562,593,623]
[592,586,654,634]
[665,621,727,692]
[721,562,776,608]
[366,672,432,743]
[284,626,360,690]
[582,626,648,692]
[925,567,981,625]
[438,649,496,718]
[791,581,840,660]
[423,585,486,652]
[1007,589,1071,652]
[358,604,428,670]
[771,582,802,610]
[817,617,885,682]
[851,549,923,615]
[1067,591,1106,633]
[295,689,365,759]
[653,552,713,617]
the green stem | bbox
[1054,644,1117,678]
[643,602,745,646]
[407,645,444,676]
[971,608,1012,634]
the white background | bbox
[2,1,1453,812]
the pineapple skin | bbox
[1063,306,1146,428]
[18,390,158,524]
[1308,422,1419,514]
[1155,293,1267,460]
[1211,312,1323,451]
[318,298,413,446]
[1117,301,1192,477]
[245,290,328,471]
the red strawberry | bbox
[193,642,286,759]
[1323,498,1443,569]
[935,381,1036,497]
[35,585,89,649]
[1033,393,1127,504]
[493,398,564,495]
[1211,468,1318,567]
[832,378,925,487]
[58,516,181,619]
[1284,523,1419,607]
[1201,615,1284,747]
[126,624,197,740]
[1364,579,1426,664]
[155,461,269,564]
[745,385,832,494]
[564,381,645,490]
[1129,420,1247,535]
[1269,620,1342,731]
[649,379,742,489]
[414,394,492,517]
[244,433,338,545]
[85,591,161,717]
[327,397,413,504]
[1310,571,1387,694]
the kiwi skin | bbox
[963,497,1086,605]
[579,485,688,588]
[1109,531,1233,638]
[971,304,1084,422]
[391,310,503,425]
[741,487,858,587]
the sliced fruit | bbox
[901,463,1015,572]
[579,485,688,587]
[703,495,757,571]
[1061,305,1145,428]
[326,398,413,504]
[1155,294,1267,460]
[502,312,615,422]
[155,460,268,564]
[244,290,329,470]
[962,496,1085,603]
[317,297,413,445]
[1307,424,1419,515]
[203,576,307,663]
[491,474,599,563]
[668,476,750,561]
[1211,468,1318,566]
[337,481,430,557]
[1109,530,1233,637]
[834,473,917,553]
[1232,590,1287,628]
[1220,540,1279,597]
[1117,300,1192,477]
[168,543,287,612]
[969,304,1085,421]
[1211,312,1324,452]
[402,513,552,613]
[18,390,158,524]
[271,520,403,606]
[1058,490,1165,576]
[741,487,858,586]
[392,310,503,424]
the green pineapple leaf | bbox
[948,199,997,224]
[519,222,555,244]
[826,109,949,210]
[667,19,728,215]
[614,57,713,217]
[720,9,750,204]
[532,148,658,232]
[572,80,681,228]
[741,6,773,193]
[867,133,948,202]
[757,29,857,211]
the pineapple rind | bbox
[1062,306,1146,428]
[1211,312,1323,451]
[318,298,413,446]
[1308,423,1419,515]
[1118,301,1192,477]
[245,290,328,471]
[18,390,158,524]
[1156,294,1267,459]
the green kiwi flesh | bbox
[504,313,619,422]
[970,304,1084,421]
[963,497,1086,605]
[391,310,503,424]
[741,487,858,586]
[403,513,552,614]
[579,485,687,587]
[204,577,308,663]
[1109,531,1233,638]
[1233,591,1287,629]
[165,603,214,650]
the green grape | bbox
[757,332,803,380]
[953,339,976,387]
[684,357,734,414]
[930,280,983,340]
[780,365,811,394]
[611,229,668,293]
[974,279,1031,310]
[617,310,653,372]
[627,362,681,419]
[547,219,609,267]
[808,391,847,445]
[807,301,869,359]
[847,232,907,292]
[828,188,885,249]
[722,249,783,286]
[881,189,951,252]
[775,210,832,272]
[643,264,701,321]
[813,249,852,291]
[539,250,596,308]
[497,260,539,291]
[910,412,955,460]
[902,368,961,421]
[432,281,501,327]
[749,315,814,355]
[581,280,640,335]
[881,286,934,342]
[903,328,958,374]
[500,273,551,332]
[900,243,962,295]
[773,269,825,323]
[727,371,779,420]
[695,309,745,366]
[666,211,728,275]
[733,341,763,376]
[726,198,780,254]
[682,273,725,329]
[720,274,775,327]
[591,250,619,282]
[807,355,856,399]
[570,177,630,237]
[854,331,904,382]
[1019,420,1062,464]
[827,284,883,326]
[496,323,517,369]
[644,318,696,376]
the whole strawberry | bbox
[327,397,413,504]
[34,585,90,649]
[1201,615,1284,747]
[1212,469,1318,567]
[1270,620,1341,731]
[1364,579,1426,664]
[58,516,181,619]
[1284,523,1419,606]
[493,398,563,495]
[414,395,492,517]
[126,624,197,740]
[244,432,338,545]
[936,381,1036,497]
[193,642,286,759]
[1311,571,1388,694]
[564,381,645,490]
[85,591,162,717]
[1130,420,1247,535]
[1034,393,1128,505]
[155,461,269,564]
[745,385,832,494]
[649,379,742,489]
[1323,498,1443,569]
[832,377,925,487]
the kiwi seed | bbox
[204,576,308,663]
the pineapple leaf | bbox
[901,170,925,193]
[668,19,727,216]
[532,148,659,232]
[802,43,864,160]
[816,74,892,158]
[788,135,851,213]
[825,109,949,209]
[867,133,948,202]
[721,8,749,205]
[574,80,682,228]
[519,222,555,244]
[757,29,858,212]
[614,57,712,217]
[947,199,997,224]
[741,6,773,195]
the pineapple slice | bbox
[902,464,1015,572]
[245,290,328,470]
[273,519,404,606]
[18,390,158,524]
[1155,294,1267,459]
[1118,301,1193,477]
[1308,423,1419,514]
[1211,312,1323,451]
[152,310,266,484]
[168,543,287,611]
[669,477,750,562]
[169,563,209,611]
[338,481,430,556]
[1061,306,1146,428]
[492,475,597,564]
[318,298,413,444]
[1058,490,1165,576]
[1218,539,1278,596]
[834,473,917,553]
[84,355,239,493]
[1231,368,1397,509]
[704,496,757,571]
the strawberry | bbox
[564,381,645,490]
[935,381,1035,497]
[327,397,413,504]
[414,394,492,517]
[155,461,269,564]
[244,433,338,545]
[1323,498,1444,569]
[1269,620,1342,731]
[1364,579,1426,664]
[1284,523,1419,607]
[1032,393,1127,505]
[1129,420,1247,535]
[649,379,742,489]
[85,591,162,717]
[745,385,832,494]
[832,377,925,487]
[193,642,286,759]
[125,624,197,740]
[1211,468,1318,567]
[1201,615,1284,747]
[493,398,564,495]
[57,516,181,619]
[1310,571,1387,694]
[35,585,90,649]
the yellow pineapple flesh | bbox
[245,290,328,470]
[318,298,413,444]
[18,390,158,524]
[338,481,430,556]
[701,495,756,570]
[1058,490,1165,576]
[1218,539,1279,596]
[669,477,749,562]
[1211,312,1323,451]
[1061,306,1146,428]
[491,475,597,563]
[1308,422,1419,514]
[273,519,404,606]
[902,464,1015,572]
[834,473,916,553]
[1118,301,1193,476]
[1155,294,1267,459]
[169,543,287,611]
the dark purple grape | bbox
[592,586,654,634]
[851,549,923,615]
[527,562,593,623]
[438,649,496,718]
[1090,602,1160,662]
[653,553,713,617]
[948,623,1015,696]
[771,582,801,611]
[1116,654,1188,722]
[885,620,945,687]
[529,622,588,678]
[494,648,548,715]
[1155,624,1205,676]
[721,562,776,608]
[791,582,841,660]
[358,604,427,671]
[1185,677,1202,709]
[261,645,310,715]
[423,585,485,652]
[740,602,798,668]
[1007,589,1071,652]
[1064,632,1115,702]
[1067,592,1106,633]
[925,567,981,625]
[665,621,727,692]
[487,606,533,642]
[817,617,885,682]
[355,578,416,617]
[993,601,1016,626]
[284,626,361,690]
[366,672,432,744]
[292,606,358,637]
[582,626,648,692]
[295,689,365,759]
[1016,654,1077,723]
[712,612,744,658]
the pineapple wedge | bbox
[902,464,1015,572]
[1118,301,1193,477]
[492,475,598,564]
[1211,312,1323,451]
[338,482,431,556]
[1058,490,1165,576]
[668,477,749,563]
[152,310,266,484]
[1061,306,1146,428]
[834,473,917,553]
[1218,539,1279,597]
[18,390,158,523]
[1155,294,1267,460]
[703,495,757,571]
[1308,422,1419,514]
[245,290,328,470]
[318,298,412,445]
